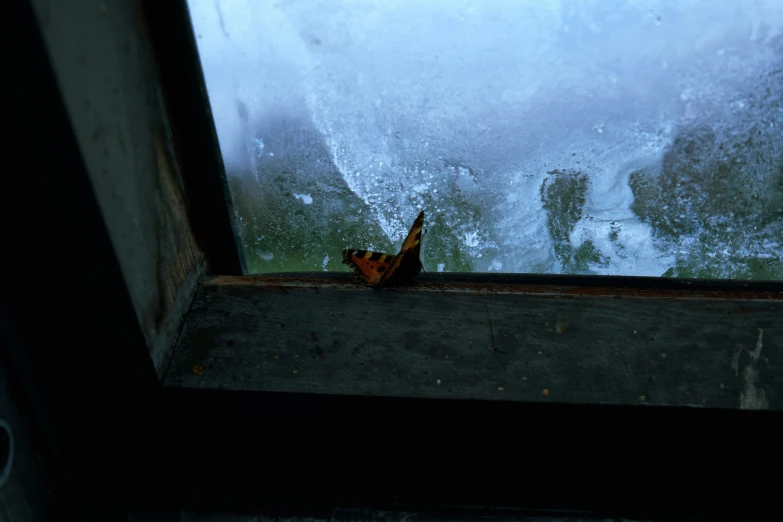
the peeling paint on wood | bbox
[734,328,769,410]
[165,275,782,409]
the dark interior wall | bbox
[0,347,52,522]
[27,0,206,372]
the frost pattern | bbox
[188,0,783,278]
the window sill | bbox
[164,273,782,411]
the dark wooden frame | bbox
[3,0,782,520]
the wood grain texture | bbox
[165,274,782,409]
[29,0,211,374]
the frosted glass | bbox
[188,0,783,279]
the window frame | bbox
[4,0,782,519]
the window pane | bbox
[188,0,783,279]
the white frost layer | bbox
[189,0,783,275]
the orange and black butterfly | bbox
[342,210,425,288]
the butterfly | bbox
[342,210,425,287]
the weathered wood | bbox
[141,0,247,276]
[165,274,783,410]
[4,1,162,514]
[29,0,210,373]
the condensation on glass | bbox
[187,0,783,279]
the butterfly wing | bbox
[373,210,425,288]
[342,249,398,286]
